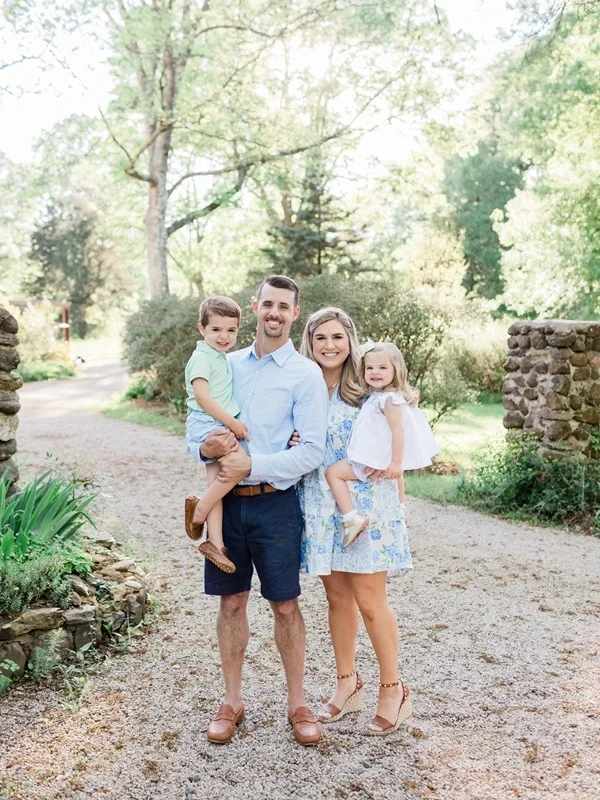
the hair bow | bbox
[358,338,375,357]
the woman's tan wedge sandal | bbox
[367,679,412,736]
[318,670,364,723]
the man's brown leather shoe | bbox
[198,541,236,573]
[184,495,205,540]
[207,703,245,744]
[288,706,321,746]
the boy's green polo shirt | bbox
[185,340,240,418]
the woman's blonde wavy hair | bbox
[300,307,365,408]
[363,342,419,405]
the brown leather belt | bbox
[232,483,279,497]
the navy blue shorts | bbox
[204,486,303,602]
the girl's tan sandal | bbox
[366,680,412,736]
[318,670,364,723]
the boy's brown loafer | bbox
[288,705,321,746]
[184,495,205,540]
[198,541,236,573]
[207,703,245,744]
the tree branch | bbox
[99,108,157,185]
[166,167,248,237]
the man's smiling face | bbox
[253,284,300,341]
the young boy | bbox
[184,296,249,573]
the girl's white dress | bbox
[346,391,439,477]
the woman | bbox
[299,307,413,735]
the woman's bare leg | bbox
[320,572,361,715]
[348,572,405,727]
[325,460,360,515]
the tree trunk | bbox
[146,129,171,298]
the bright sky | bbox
[0,0,517,164]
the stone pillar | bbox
[503,321,600,458]
[0,305,21,492]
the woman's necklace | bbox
[326,379,340,391]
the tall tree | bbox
[26,200,129,337]
[261,152,363,278]
[97,0,455,296]
[443,137,526,298]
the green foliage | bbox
[0,472,95,563]
[0,554,74,616]
[0,658,19,694]
[17,359,77,382]
[451,319,508,397]
[26,200,120,338]
[443,138,525,299]
[456,434,600,533]
[261,155,364,279]
[123,296,200,404]
[28,629,64,680]
[0,472,94,615]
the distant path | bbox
[1,370,599,800]
[17,357,128,420]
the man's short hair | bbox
[256,275,300,307]
[199,296,242,327]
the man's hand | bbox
[200,429,237,460]
[218,450,252,483]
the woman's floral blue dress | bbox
[300,390,413,575]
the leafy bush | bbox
[123,295,200,405]
[123,275,473,420]
[451,318,508,397]
[456,434,600,533]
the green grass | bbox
[17,360,77,382]
[102,398,186,436]
[405,402,505,503]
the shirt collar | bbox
[195,340,226,358]
[246,338,296,366]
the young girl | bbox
[325,341,439,547]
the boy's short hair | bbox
[199,296,242,327]
[257,275,300,307]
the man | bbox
[187,275,328,746]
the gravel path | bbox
[1,365,599,800]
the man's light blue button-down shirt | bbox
[229,339,328,490]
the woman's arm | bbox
[383,397,404,479]
[193,378,249,440]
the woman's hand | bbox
[230,419,250,441]
[289,430,301,447]
[385,461,403,480]
[366,469,385,480]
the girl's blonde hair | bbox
[363,342,419,405]
[300,307,365,408]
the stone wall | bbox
[503,321,600,458]
[0,305,21,492]
[0,530,149,680]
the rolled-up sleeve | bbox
[249,374,328,485]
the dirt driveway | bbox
[1,366,599,800]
